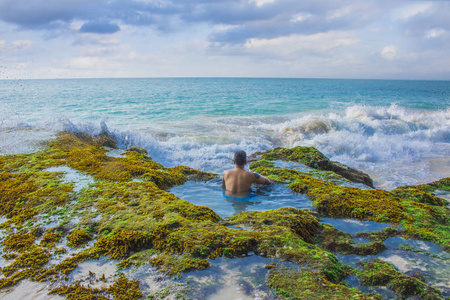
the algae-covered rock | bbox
[253,146,374,187]
[267,267,382,300]
[225,208,348,283]
[357,259,445,299]
[0,132,449,299]
[127,146,148,156]
[392,180,450,207]
[320,224,387,256]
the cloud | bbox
[79,21,121,34]
[0,0,171,30]
[244,32,358,57]
[424,28,446,39]
[381,46,397,61]
[0,0,390,44]
[0,39,33,51]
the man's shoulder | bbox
[223,169,233,176]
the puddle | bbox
[321,218,391,234]
[44,166,94,192]
[170,180,313,217]
[126,254,282,299]
[378,250,450,296]
[384,236,449,258]
[185,255,280,300]
[337,247,450,297]
[345,275,397,299]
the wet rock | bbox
[253,146,374,187]
[356,259,444,299]
[127,146,148,156]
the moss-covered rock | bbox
[320,224,387,256]
[391,186,449,207]
[357,259,444,299]
[267,267,382,300]
[252,146,374,187]
[1,132,448,299]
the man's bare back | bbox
[222,151,270,198]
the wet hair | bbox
[233,150,247,166]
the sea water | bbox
[1,78,449,298]
[1,78,449,189]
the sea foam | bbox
[1,104,448,190]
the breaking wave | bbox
[1,104,449,189]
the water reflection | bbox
[321,218,391,234]
[336,237,450,297]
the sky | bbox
[0,0,449,80]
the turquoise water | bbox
[170,179,313,217]
[1,78,449,189]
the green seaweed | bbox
[356,259,444,299]
[267,267,382,300]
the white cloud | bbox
[249,0,276,7]
[71,56,101,69]
[12,40,33,50]
[394,3,432,20]
[424,28,446,39]
[0,39,33,51]
[290,13,313,23]
[381,46,397,61]
[244,32,358,57]
[327,6,355,20]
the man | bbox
[222,150,271,198]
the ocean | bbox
[1,78,449,189]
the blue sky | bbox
[0,0,449,79]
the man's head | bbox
[233,150,247,166]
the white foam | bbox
[1,105,449,190]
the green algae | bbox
[224,208,348,283]
[49,273,142,300]
[356,259,445,299]
[66,229,93,248]
[251,146,374,187]
[391,185,449,207]
[320,224,387,256]
[250,149,450,251]
[1,132,449,299]
[267,267,382,300]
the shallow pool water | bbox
[336,237,450,298]
[321,218,391,234]
[170,179,313,217]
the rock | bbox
[127,146,148,156]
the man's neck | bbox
[235,165,245,170]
